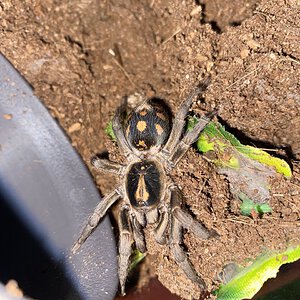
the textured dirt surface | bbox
[1,0,300,299]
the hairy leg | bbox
[167,110,217,166]
[169,216,206,289]
[131,215,146,253]
[154,210,169,245]
[91,156,124,175]
[163,78,211,156]
[112,104,133,158]
[170,185,215,240]
[118,206,133,295]
[168,185,218,289]
[72,189,121,253]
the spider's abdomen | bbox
[126,161,162,208]
[125,99,171,150]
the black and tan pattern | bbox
[125,99,171,150]
[72,79,217,296]
[126,161,162,207]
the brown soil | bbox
[1,0,300,299]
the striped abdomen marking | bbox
[126,161,161,208]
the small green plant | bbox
[239,193,272,216]
[188,117,297,299]
[188,117,292,207]
[105,121,116,141]
[188,117,291,177]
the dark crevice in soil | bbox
[280,50,300,63]
[198,0,260,33]
[203,19,222,34]
[64,35,84,52]
[198,3,222,34]
[217,117,296,162]
[93,151,110,161]
[228,21,242,27]
[64,35,95,77]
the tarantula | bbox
[72,79,217,295]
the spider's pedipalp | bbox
[72,189,121,253]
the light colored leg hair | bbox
[91,157,124,175]
[72,189,121,253]
[132,215,146,253]
[171,185,214,240]
[118,206,133,296]
[163,78,211,156]
[174,209,213,239]
[169,217,206,289]
[112,104,133,158]
[168,185,218,289]
[154,210,169,245]
[167,110,216,166]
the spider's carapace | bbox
[126,161,162,209]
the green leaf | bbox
[188,114,296,300]
[216,246,300,300]
[257,203,272,214]
[237,146,292,178]
[239,193,272,216]
[105,121,116,141]
[240,197,256,216]
[129,250,146,271]
[193,120,291,178]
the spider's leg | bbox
[72,189,121,253]
[118,206,133,295]
[91,156,124,175]
[171,185,216,240]
[112,104,133,158]
[163,78,211,156]
[154,210,169,245]
[170,215,206,290]
[167,110,216,166]
[154,192,171,245]
[132,215,146,253]
[170,189,206,289]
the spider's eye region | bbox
[126,161,161,208]
[125,101,171,150]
